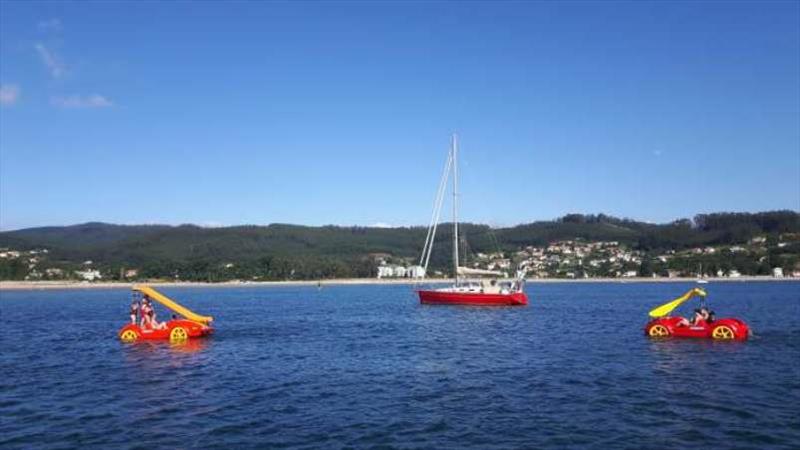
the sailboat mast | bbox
[452,134,459,285]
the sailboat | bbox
[416,135,528,306]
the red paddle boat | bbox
[644,287,750,340]
[118,285,214,343]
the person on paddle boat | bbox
[148,297,168,330]
[129,299,139,325]
[139,297,153,329]
[140,296,167,330]
[678,306,710,327]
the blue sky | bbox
[1,1,798,231]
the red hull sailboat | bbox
[418,289,528,306]
[416,135,528,306]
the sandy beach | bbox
[1,276,796,291]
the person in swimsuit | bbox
[694,307,710,325]
[129,300,139,325]
[140,298,153,329]
[678,307,710,327]
[143,297,167,330]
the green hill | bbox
[1,211,797,281]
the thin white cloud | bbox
[34,43,66,79]
[200,221,226,228]
[37,18,62,33]
[0,84,20,106]
[51,94,113,109]
[370,222,394,228]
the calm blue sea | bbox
[1,281,799,449]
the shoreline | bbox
[1,276,798,291]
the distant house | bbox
[377,264,424,279]
[45,268,64,277]
[728,270,742,278]
[25,270,42,280]
[623,270,638,278]
[772,267,784,278]
[124,269,139,279]
[407,265,426,279]
[76,269,102,281]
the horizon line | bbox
[1,209,798,233]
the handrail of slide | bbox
[648,287,707,318]
[133,285,213,325]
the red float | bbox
[119,319,214,342]
[644,287,750,340]
[119,285,214,343]
[644,316,750,340]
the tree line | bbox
[0,211,797,281]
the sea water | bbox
[1,281,798,449]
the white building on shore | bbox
[377,264,426,279]
[75,269,102,281]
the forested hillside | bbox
[1,211,797,281]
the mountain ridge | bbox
[1,210,797,281]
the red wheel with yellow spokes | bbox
[120,329,139,343]
[169,326,188,343]
[712,325,736,340]
[648,324,670,338]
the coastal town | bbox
[377,234,800,280]
[4,232,798,282]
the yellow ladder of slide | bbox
[648,287,707,318]
[133,285,214,325]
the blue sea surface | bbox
[1,281,799,449]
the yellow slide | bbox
[648,287,707,318]
[133,285,214,325]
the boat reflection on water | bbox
[169,338,210,353]
[647,338,747,373]
[122,337,210,352]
